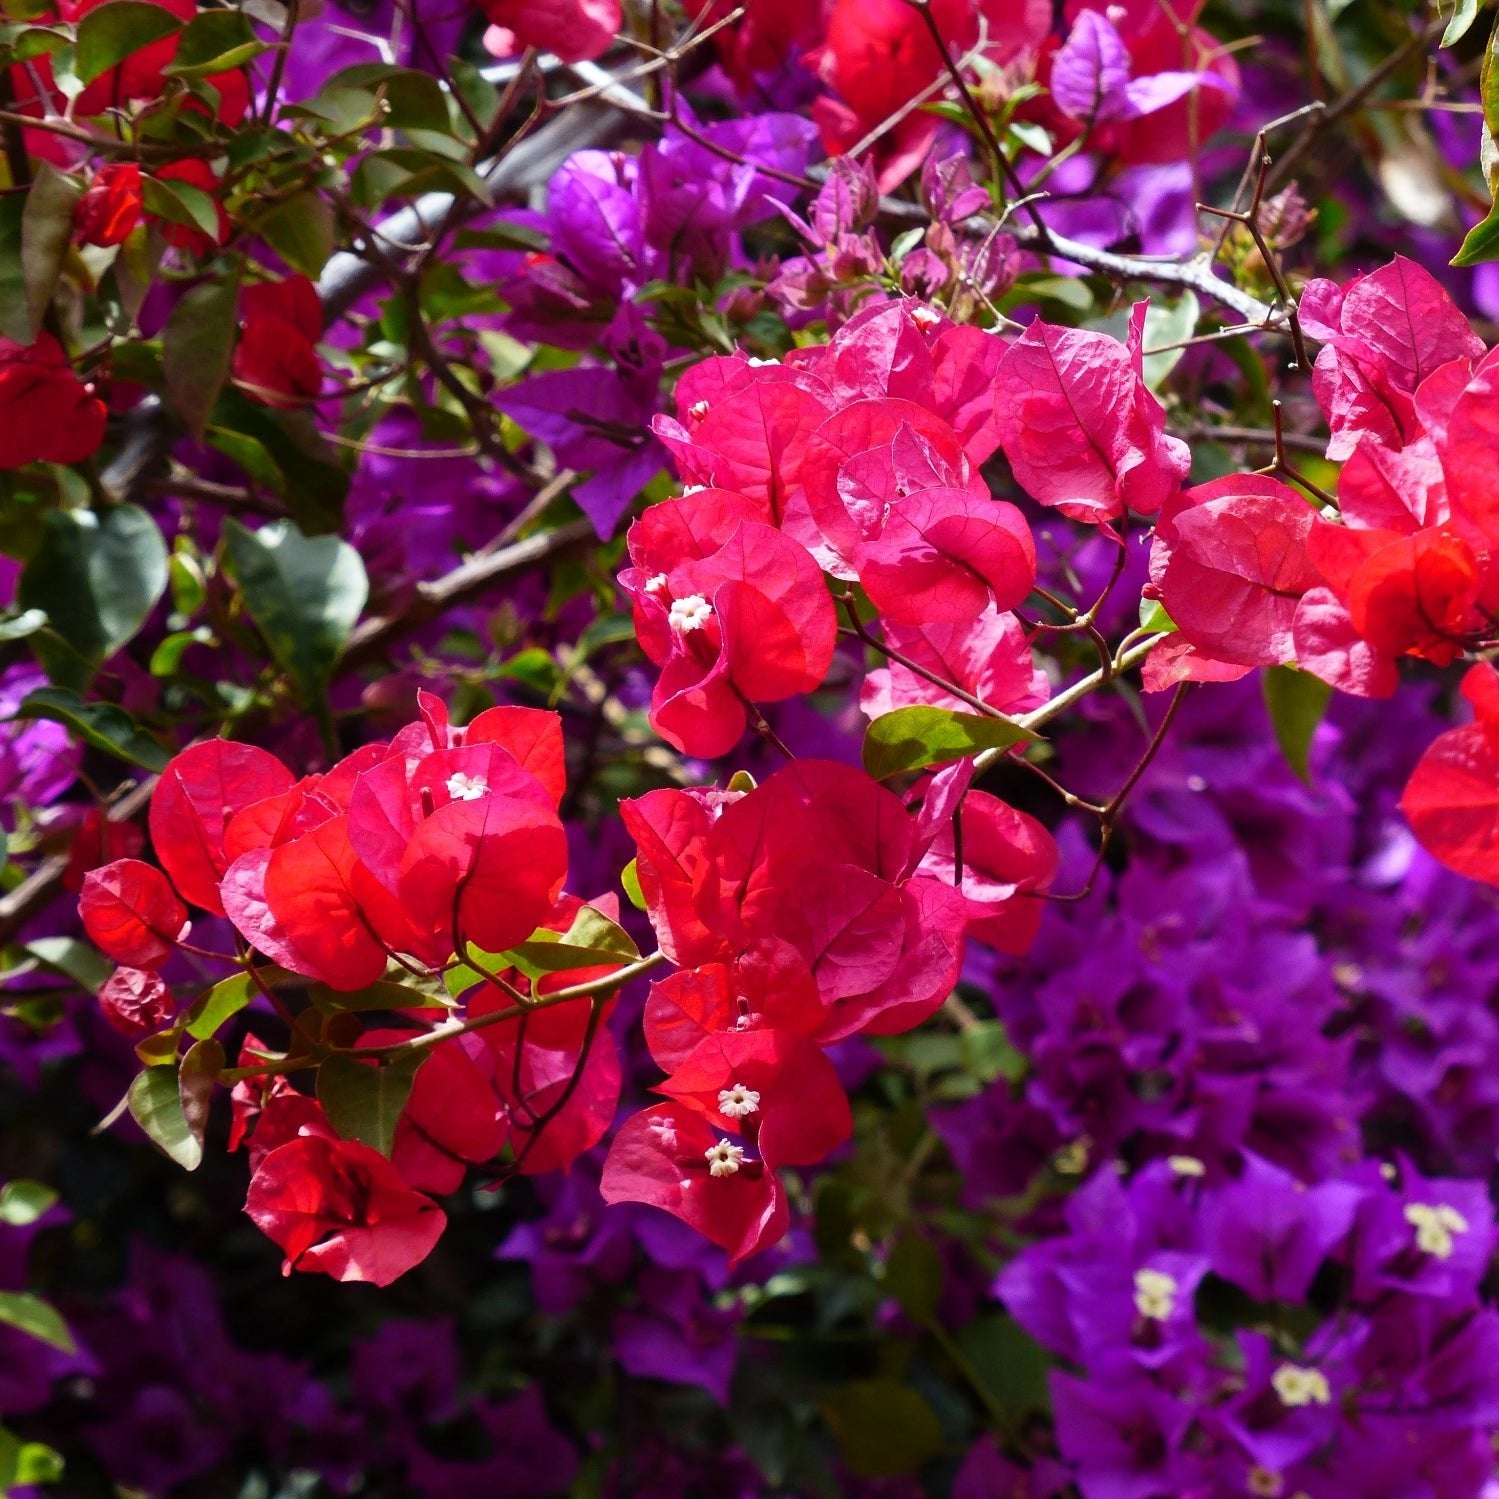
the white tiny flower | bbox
[648,1117,678,1150]
[643,573,668,594]
[745,356,779,367]
[1405,1201,1469,1260]
[705,1140,746,1177]
[689,399,710,420]
[682,484,705,495]
[1167,1155,1206,1178]
[669,594,713,633]
[1133,1268,1178,1321]
[717,1082,761,1119]
[909,305,941,330]
[1272,1364,1331,1408]
[445,772,488,801]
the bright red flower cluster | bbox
[601,759,1055,1260]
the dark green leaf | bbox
[162,278,238,438]
[74,0,181,83]
[959,1019,1027,1085]
[162,8,263,75]
[1263,664,1332,785]
[19,161,81,342]
[956,1314,1052,1437]
[0,1179,58,1226]
[821,1380,943,1478]
[127,1065,203,1170]
[252,191,335,277]
[184,972,255,1039]
[884,1232,944,1321]
[178,1037,224,1147]
[14,687,169,770]
[862,705,1036,779]
[502,906,638,980]
[24,936,111,993]
[317,1052,424,1156]
[0,194,29,343]
[222,518,368,702]
[140,173,222,242]
[319,63,451,132]
[17,504,168,689]
[0,1291,74,1353]
[1453,203,1499,267]
[308,978,447,1014]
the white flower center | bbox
[689,400,710,420]
[1168,1155,1206,1177]
[643,573,668,594]
[745,356,779,366]
[669,594,713,633]
[1272,1364,1331,1407]
[717,1082,761,1118]
[681,484,705,495]
[1405,1201,1469,1260]
[704,1140,745,1177]
[445,772,488,801]
[1133,1268,1178,1321]
[910,305,941,329]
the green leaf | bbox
[317,1052,424,1156]
[74,0,181,83]
[184,971,254,1040]
[862,704,1037,779]
[1138,597,1178,634]
[178,1037,224,1148]
[884,1232,944,1321]
[17,505,168,690]
[502,906,639,980]
[0,608,48,642]
[127,1065,203,1170]
[0,1426,65,1491]
[221,518,368,703]
[162,278,238,438]
[252,192,336,277]
[821,1380,944,1478]
[19,161,81,343]
[139,172,222,243]
[319,63,452,133]
[14,688,169,771]
[0,195,29,343]
[24,936,110,993]
[0,1291,74,1353]
[307,977,447,1014]
[620,858,647,911]
[956,1314,1052,1437]
[0,1180,58,1226]
[161,8,264,74]
[1262,665,1331,785]
[1442,0,1482,47]
[959,1019,1027,1085]
[1453,203,1499,267]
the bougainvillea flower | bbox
[1401,664,1499,886]
[643,938,825,1069]
[1437,349,1499,553]
[994,310,1189,524]
[61,806,144,894]
[231,276,324,408]
[627,761,969,1039]
[245,1133,446,1286]
[860,605,1048,719]
[98,966,177,1038]
[80,859,189,969]
[0,335,107,469]
[478,0,621,63]
[1148,474,1320,667]
[150,741,296,915]
[1298,256,1484,459]
[620,504,836,758]
[74,162,144,247]
[600,1104,788,1264]
[654,1029,852,1166]
[359,1033,508,1196]
[916,790,1059,955]
[1337,435,1447,533]
[1345,527,1481,665]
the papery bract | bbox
[0,335,106,469]
[150,741,295,915]
[245,1133,446,1286]
[231,276,324,408]
[98,966,177,1038]
[80,859,189,969]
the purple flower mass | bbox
[2,0,1499,1493]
